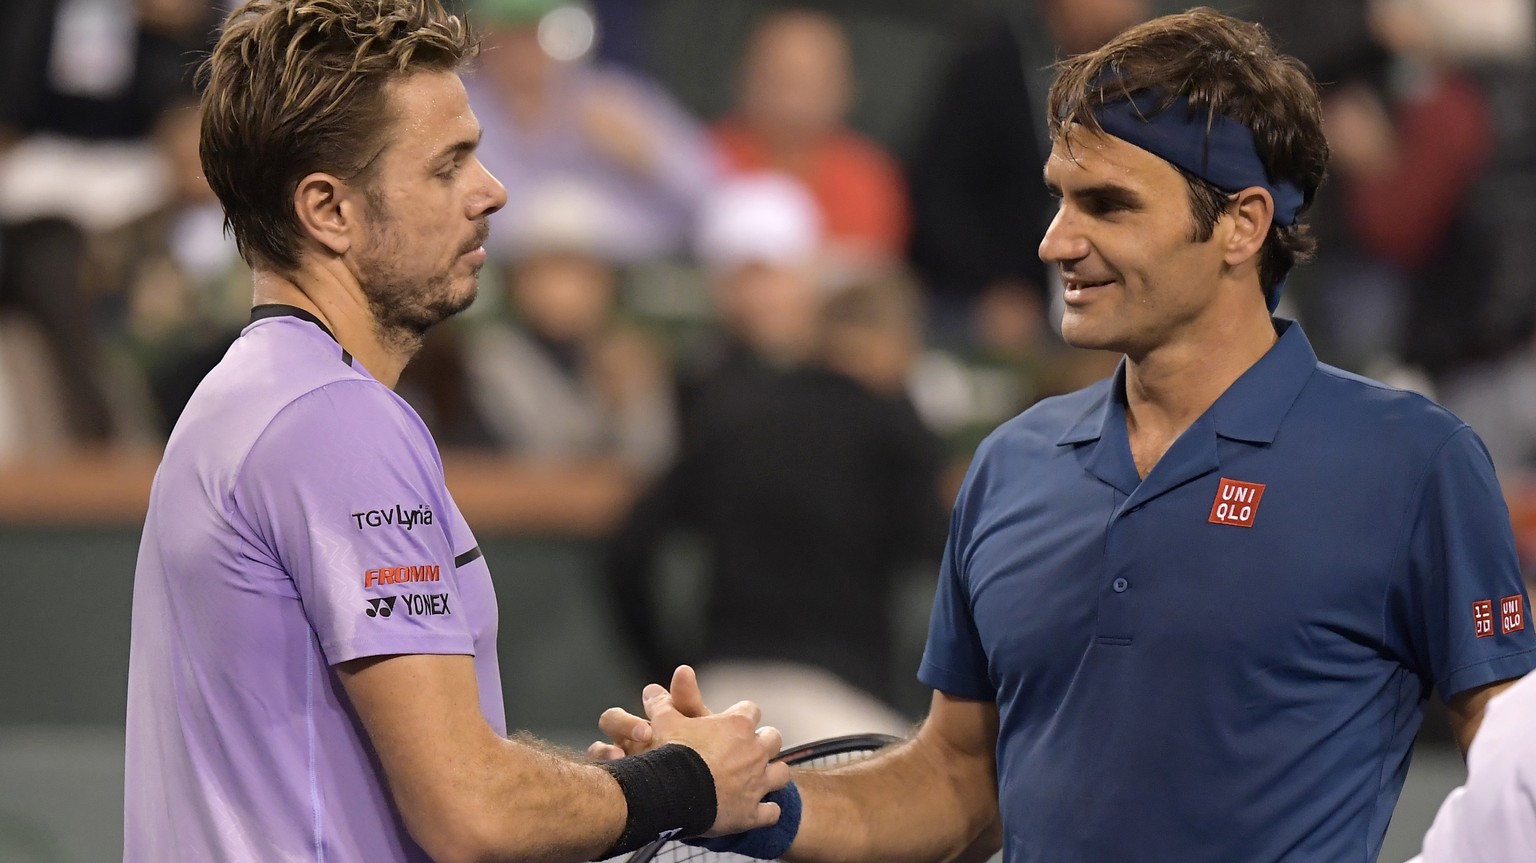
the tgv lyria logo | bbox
[351,504,434,530]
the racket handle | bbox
[688,781,802,860]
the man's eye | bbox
[439,163,463,180]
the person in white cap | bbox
[678,172,828,418]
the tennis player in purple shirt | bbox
[123,2,788,861]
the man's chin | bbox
[447,276,479,317]
[1059,318,1105,352]
[394,282,478,336]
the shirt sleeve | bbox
[918,454,995,701]
[232,379,474,665]
[1396,425,1536,699]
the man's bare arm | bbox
[1445,677,1520,757]
[340,654,787,863]
[786,691,1000,863]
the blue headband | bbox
[1091,90,1304,225]
[1089,89,1304,311]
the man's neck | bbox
[1121,302,1278,478]
[250,268,414,389]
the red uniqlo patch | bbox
[1501,595,1526,635]
[1473,600,1495,638]
[1208,477,1266,528]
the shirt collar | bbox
[1056,319,1317,447]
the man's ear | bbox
[1223,186,1274,269]
[293,172,360,257]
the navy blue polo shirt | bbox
[920,320,1536,863]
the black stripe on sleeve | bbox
[454,546,483,568]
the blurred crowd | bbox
[3,0,1535,730]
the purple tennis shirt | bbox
[124,307,505,861]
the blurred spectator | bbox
[82,95,250,435]
[712,9,909,272]
[605,274,946,745]
[905,0,1148,350]
[1220,0,1384,368]
[464,0,717,264]
[0,0,220,445]
[1237,0,1378,86]
[1313,0,1536,452]
[677,172,827,427]
[1373,0,1536,478]
[1323,2,1499,376]
[899,0,1142,457]
[587,0,647,71]
[0,0,215,144]
[450,182,678,474]
[1390,0,1535,64]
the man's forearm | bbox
[364,712,628,863]
[339,656,650,863]
[460,734,629,863]
[344,654,785,863]
[787,733,999,863]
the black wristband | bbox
[598,744,718,858]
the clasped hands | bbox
[592,665,790,837]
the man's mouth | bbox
[460,223,490,257]
[1062,277,1115,306]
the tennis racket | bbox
[610,732,901,863]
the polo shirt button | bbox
[1112,578,1129,593]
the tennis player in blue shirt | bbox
[596,9,1536,862]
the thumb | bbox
[642,682,677,723]
[670,665,712,718]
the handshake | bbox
[585,666,799,860]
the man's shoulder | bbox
[1300,362,1470,448]
[987,377,1114,447]
[167,321,407,475]
[948,379,1113,493]
[193,322,383,416]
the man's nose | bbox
[1038,205,1089,266]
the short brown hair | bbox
[1048,7,1329,299]
[199,0,476,271]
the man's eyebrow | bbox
[1079,183,1143,207]
[1043,174,1145,208]
[430,128,483,164]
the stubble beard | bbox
[356,214,480,357]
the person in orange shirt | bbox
[712,10,908,272]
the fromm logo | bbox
[364,565,441,588]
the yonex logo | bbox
[364,594,451,618]
[401,593,452,616]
